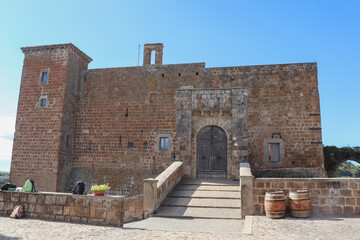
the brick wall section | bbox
[253,178,360,216]
[0,191,124,226]
[123,195,143,223]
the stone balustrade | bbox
[143,161,183,216]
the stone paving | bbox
[0,215,360,240]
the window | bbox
[40,70,49,84]
[40,98,46,107]
[66,135,71,148]
[159,137,169,150]
[128,142,134,150]
[268,143,280,162]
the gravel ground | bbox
[0,215,359,240]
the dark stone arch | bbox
[324,146,360,177]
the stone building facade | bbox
[10,43,326,195]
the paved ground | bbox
[1,215,360,240]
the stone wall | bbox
[11,43,326,194]
[253,178,360,216]
[0,191,124,226]
[143,161,183,215]
[123,195,143,223]
[175,88,248,179]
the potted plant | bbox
[91,184,110,196]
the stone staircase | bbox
[154,178,241,219]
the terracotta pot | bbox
[93,190,106,196]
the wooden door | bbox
[197,126,227,173]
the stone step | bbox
[167,189,241,199]
[154,206,242,219]
[180,178,239,186]
[175,184,239,192]
[161,197,241,208]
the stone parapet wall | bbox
[253,178,360,216]
[143,161,183,215]
[124,195,143,223]
[0,191,125,226]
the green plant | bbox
[91,184,110,191]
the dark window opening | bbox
[178,73,181,76]
[40,71,48,83]
[84,77,87,82]
[144,141,148,148]
[119,136,122,146]
[268,143,280,162]
[66,135,71,148]
[162,74,164,77]
[159,137,169,150]
[196,72,199,75]
[40,98,46,107]
[125,108,128,117]
[128,142,134,150]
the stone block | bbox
[66,196,75,206]
[45,195,56,205]
[0,202,4,210]
[53,206,63,215]
[331,206,343,215]
[19,193,27,202]
[319,206,331,215]
[340,190,352,197]
[28,195,37,204]
[107,210,120,220]
[63,206,70,215]
[317,182,326,188]
[11,193,20,202]
[352,190,360,198]
[90,208,96,218]
[80,217,88,224]
[70,216,81,223]
[55,196,67,205]
[0,194,3,202]
[90,198,103,208]
[343,206,354,214]
[346,198,356,206]
[74,198,83,207]
[37,195,46,204]
[56,216,65,221]
[95,209,106,219]
[337,197,345,205]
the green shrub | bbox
[91,184,110,191]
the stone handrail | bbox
[239,162,255,218]
[143,161,183,216]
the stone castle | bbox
[10,43,326,195]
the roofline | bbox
[21,43,92,63]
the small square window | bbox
[40,70,49,84]
[40,98,46,107]
[268,143,280,162]
[128,142,134,150]
[159,137,169,150]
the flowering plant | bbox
[91,184,110,191]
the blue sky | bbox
[0,1,359,172]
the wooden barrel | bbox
[264,191,286,219]
[289,189,311,218]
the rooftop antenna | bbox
[137,44,140,66]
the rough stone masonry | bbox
[10,43,326,195]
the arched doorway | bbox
[196,126,227,177]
